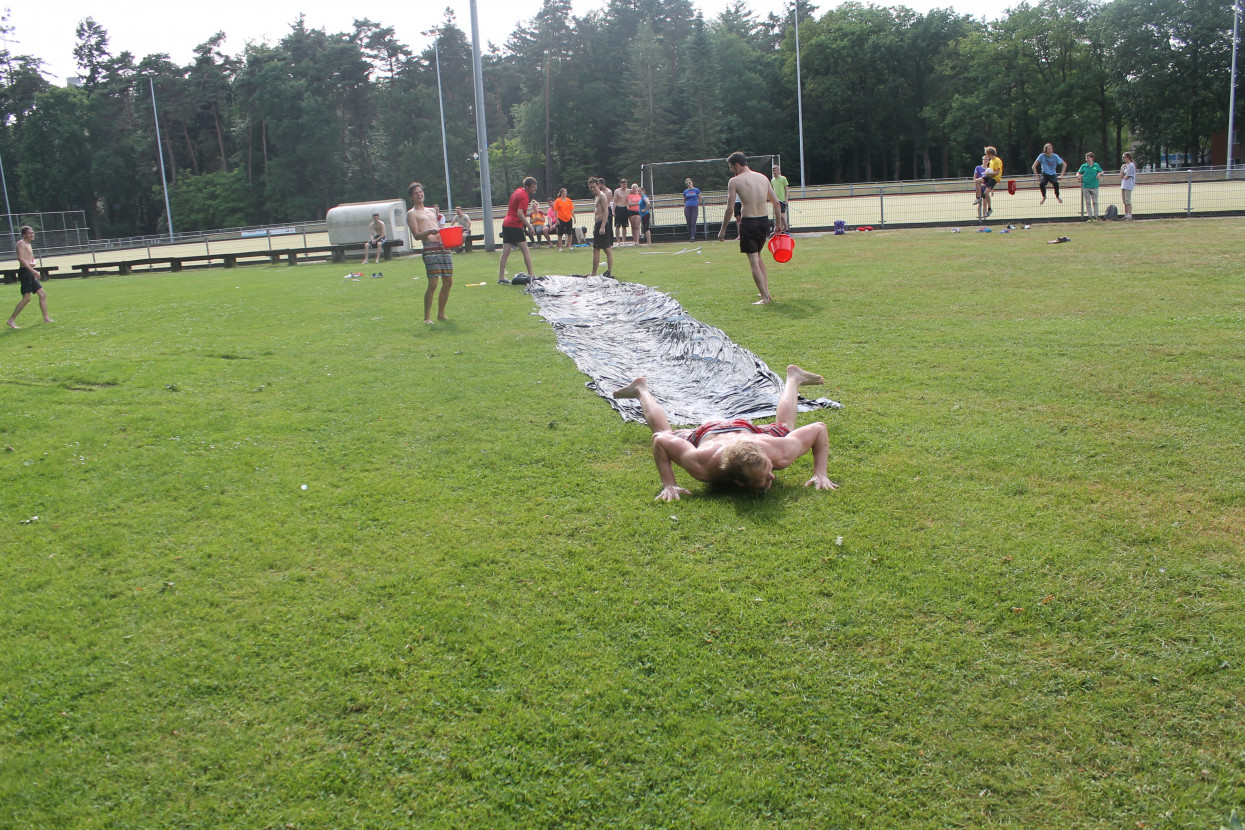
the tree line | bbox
[0,0,1237,237]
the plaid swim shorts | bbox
[422,243,453,280]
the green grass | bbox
[2,220,1243,828]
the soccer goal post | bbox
[640,154,780,239]
[642,154,780,199]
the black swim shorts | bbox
[501,225,526,245]
[738,216,769,255]
[18,265,41,295]
[593,223,613,250]
[557,219,574,235]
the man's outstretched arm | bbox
[768,423,837,490]
[651,434,691,501]
[804,422,837,490]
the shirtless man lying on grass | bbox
[614,364,837,501]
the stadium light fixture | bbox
[142,73,175,243]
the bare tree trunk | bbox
[213,103,229,173]
[163,134,179,186]
[183,128,201,176]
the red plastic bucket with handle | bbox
[767,232,794,263]
[438,225,464,248]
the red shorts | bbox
[676,419,790,447]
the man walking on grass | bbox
[498,177,537,284]
[7,225,53,329]
[614,364,836,501]
[718,151,785,305]
[406,182,452,324]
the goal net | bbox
[641,154,780,202]
[639,155,780,239]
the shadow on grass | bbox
[765,296,825,318]
[700,479,827,517]
[412,318,462,334]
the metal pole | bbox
[794,1,807,196]
[149,76,175,242]
[434,38,454,209]
[1228,0,1240,178]
[469,0,495,252]
[544,50,552,198]
[0,150,14,248]
[1187,169,1193,216]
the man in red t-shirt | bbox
[498,177,538,284]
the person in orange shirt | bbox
[528,200,551,246]
[552,187,576,251]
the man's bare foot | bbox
[613,377,647,399]
[753,298,771,305]
[43,319,53,324]
[437,315,448,321]
[425,319,434,324]
[6,320,18,329]
[786,364,824,387]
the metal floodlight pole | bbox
[1228,0,1240,179]
[794,0,807,195]
[433,37,454,209]
[148,76,175,242]
[469,0,495,251]
[0,149,14,245]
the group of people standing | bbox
[974,143,1138,222]
[1034,145,1137,221]
[407,152,792,321]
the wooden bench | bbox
[2,265,59,284]
[330,239,405,262]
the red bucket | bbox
[438,225,464,248]
[767,232,794,263]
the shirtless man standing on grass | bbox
[718,151,786,305]
[7,225,52,329]
[406,182,452,324]
[613,179,631,245]
[589,178,614,278]
[614,364,836,501]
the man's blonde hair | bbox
[720,440,767,482]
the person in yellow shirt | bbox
[552,188,576,251]
[978,145,1003,219]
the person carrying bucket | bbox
[718,151,786,305]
